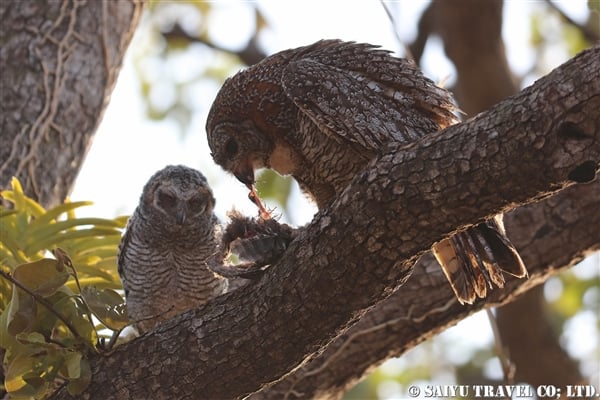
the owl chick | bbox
[118,165,227,333]
[206,39,527,304]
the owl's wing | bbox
[281,40,458,151]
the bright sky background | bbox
[69,0,597,392]
[71,0,592,222]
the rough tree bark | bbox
[0,0,144,208]
[50,45,599,400]
[255,0,597,394]
[251,180,600,400]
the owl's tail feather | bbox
[432,214,528,305]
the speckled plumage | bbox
[118,165,227,333]
[206,39,527,304]
[206,210,296,280]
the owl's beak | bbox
[233,165,255,186]
[176,207,186,225]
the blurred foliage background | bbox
[0,179,129,398]
[4,1,596,399]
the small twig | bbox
[161,22,267,66]
[544,0,600,43]
[0,269,93,352]
[407,2,435,65]
[379,0,414,60]
[53,248,101,347]
[99,328,123,352]
[486,308,516,383]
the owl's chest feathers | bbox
[139,226,220,291]
[268,141,301,175]
[155,248,224,302]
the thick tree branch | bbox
[252,179,600,399]
[52,45,599,400]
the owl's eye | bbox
[224,138,238,157]
[157,191,177,210]
[188,197,206,215]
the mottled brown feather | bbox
[206,39,527,304]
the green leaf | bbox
[6,178,27,212]
[22,197,46,219]
[69,262,116,282]
[7,283,36,336]
[5,354,47,398]
[66,357,91,395]
[66,277,121,292]
[30,201,93,228]
[114,215,130,226]
[13,259,70,297]
[26,228,122,255]
[63,351,82,378]
[54,294,96,344]
[81,286,129,330]
[0,303,23,352]
[25,218,123,249]
[2,180,45,218]
[15,331,46,345]
[0,208,18,218]
[66,235,122,260]
[0,229,29,266]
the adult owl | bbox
[118,165,227,333]
[206,39,527,304]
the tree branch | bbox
[51,45,599,400]
[161,22,267,66]
[544,0,600,44]
[252,179,600,399]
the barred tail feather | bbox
[480,215,528,279]
[432,237,479,305]
[432,214,528,305]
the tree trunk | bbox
[412,0,516,116]
[0,0,144,208]
[50,46,600,400]
[495,285,585,388]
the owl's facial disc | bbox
[154,188,184,224]
[209,123,272,186]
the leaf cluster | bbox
[0,179,129,398]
